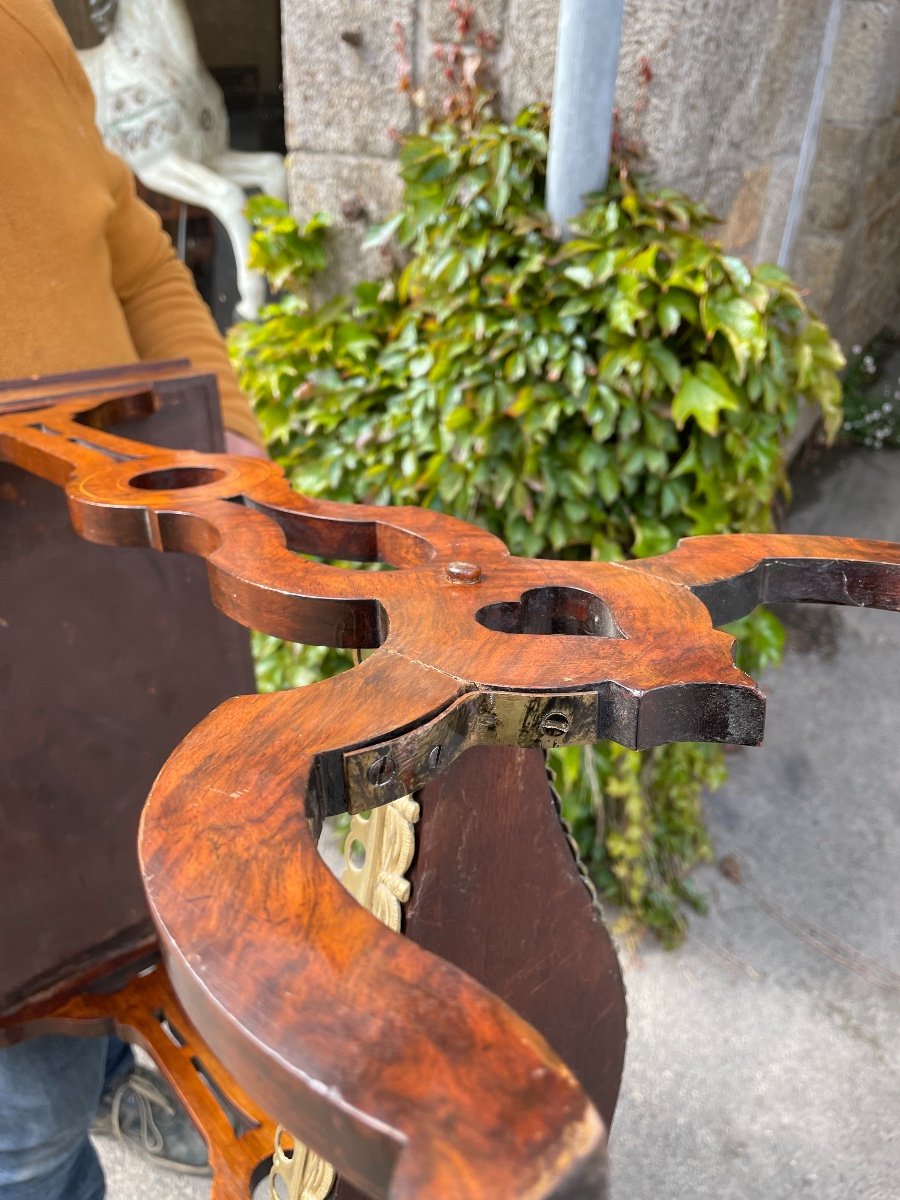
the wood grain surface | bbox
[3,367,899,1199]
[0,369,255,1016]
[404,746,627,1129]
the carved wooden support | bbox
[2,367,898,1199]
[2,959,277,1200]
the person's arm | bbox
[51,3,264,451]
[103,159,265,452]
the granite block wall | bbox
[282,0,900,345]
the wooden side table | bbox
[1,366,897,1199]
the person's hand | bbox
[224,430,268,460]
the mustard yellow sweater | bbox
[0,0,260,445]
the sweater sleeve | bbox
[103,156,263,447]
[50,4,262,447]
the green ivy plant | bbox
[230,103,844,944]
[841,330,899,449]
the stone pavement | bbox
[611,445,900,1198]
[96,1138,210,1200]
[98,445,900,1198]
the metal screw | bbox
[541,711,570,739]
[446,561,482,583]
[367,754,396,786]
[427,745,444,771]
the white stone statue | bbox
[78,0,287,319]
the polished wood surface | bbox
[405,746,627,1130]
[2,367,898,1199]
[0,366,254,1016]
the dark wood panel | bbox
[333,744,627,1200]
[406,746,626,1127]
[0,374,255,1015]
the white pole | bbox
[546,0,625,238]
[778,0,843,268]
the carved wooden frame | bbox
[1,366,897,1200]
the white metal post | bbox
[546,0,625,237]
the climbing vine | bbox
[231,20,842,942]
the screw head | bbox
[427,745,444,771]
[540,711,570,739]
[367,754,396,786]
[446,561,482,583]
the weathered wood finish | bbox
[2,367,899,1199]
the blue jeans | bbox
[0,1036,133,1200]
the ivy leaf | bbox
[409,351,435,378]
[597,465,620,505]
[360,212,404,250]
[609,292,647,336]
[630,518,676,558]
[663,287,700,325]
[657,298,682,337]
[701,294,765,378]
[563,265,595,289]
[722,255,752,290]
[565,351,587,394]
[504,351,528,382]
[623,245,659,278]
[805,320,846,371]
[672,364,740,434]
[445,406,472,430]
[647,342,682,392]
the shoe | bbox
[91,1064,211,1176]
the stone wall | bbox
[281,0,570,294]
[793,1,899,348]
[615,0,900,346]
[282,0,899,347]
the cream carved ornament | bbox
[269,796,421,1199]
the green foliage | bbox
[231,104,843,943]
[841,330,899,449]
